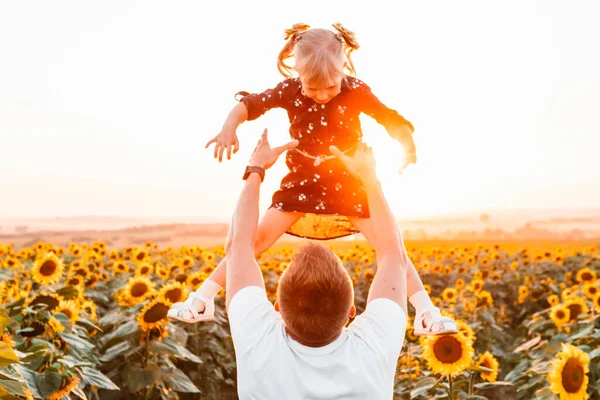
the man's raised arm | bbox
[330,144,408,314]
[225,130,298,310]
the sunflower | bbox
[455,319,476,344]
[69,264,92,280]
[135,263,154,277]
[354,265,363,275]
[31,253,64,285]
[548,294,560,307]
[155,265,170,280]
[54,300,80,322]
[80,299,98,321]
[518,285,529,304]
[48,316,65,333]
[363,269,375,282]
[422,332,473,376]
[65,275,84,288]
[455,278,465,290]
[593,293,600,312]
[548,343,590,400]
[24,292,63,312]
[550,305,571,328]
[361,254,373,265]
[442,288,458,303]
[187,271,207,290]
[113,261,129,275]
[564,297,589,321]
[181,256,195,269]
[469,279,484,293]
[575,267,596,284]
[159,282,187,305]
[423,284,432,295]
[477,291,494,307]
[137,299,170,332]
[476,351,499,383]
[582,283,599,299]
[133,248,150,263]
[202,264,216,274]
[122,276,156,305]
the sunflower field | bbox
[0,240,599,400]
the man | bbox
[225,129,409,399]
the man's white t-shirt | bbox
[228,286,406,400]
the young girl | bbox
[168,22,457,336]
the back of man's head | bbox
[277,242,354,346]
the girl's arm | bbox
[354,79,416,151]
[222,102,249,131]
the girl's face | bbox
[300,75,343,104]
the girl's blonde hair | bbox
[277,22,360,86]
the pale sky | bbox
[1,0,599,221]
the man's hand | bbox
[249,129,299,170]
[329,144,377,182]
[205,127,240,162]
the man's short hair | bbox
[277,242,354,346]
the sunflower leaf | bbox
[410,377,437,399]
[513,336,541,353]
[162,367,200,393]
[0,343,20,367]
[149,338,203,364]
[79,367,120,391]
[100,341,139,363]
[76,317,103,333]
[534,386,558,400]
[59,332,95,352]
[588,348,600,360]
[123,363,160,393]
[473,381,513,390]
[0,312,10,333]
[0,379,25,397]
[35,371,63,398]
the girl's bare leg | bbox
[348,217,424,297]
[349,217,458,335]
[171,209,304,318]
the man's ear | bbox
[349,304,356,319]
[274,300,280,312]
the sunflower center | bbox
[567,304,582,320]
[175,274,187,283]
[588,287,598,295]
[433,336,463,364]
[581,272,593,281]
[482,359,491,369]
[165,289,183,303]
[40,260,57,276]
[556,310,566,319]
[31,295,60,311]
[130,283,149,298]
[191,278,202,286]
[143,303,169,323]
[562,359,584,393]
[137,253,146,261]
[60,309,73,319]
[140,267,150,275]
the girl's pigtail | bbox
[277,23,310,78]
[332,22,359,76]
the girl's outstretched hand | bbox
[205,128,239,162]
[398,151,417,175]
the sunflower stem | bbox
[468,372,476,395]
[448,374,454,400]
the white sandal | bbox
[414,309,458,336]
[167,292,215,323]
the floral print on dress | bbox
[236,75,413,240]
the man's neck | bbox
[285,327,343,348]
